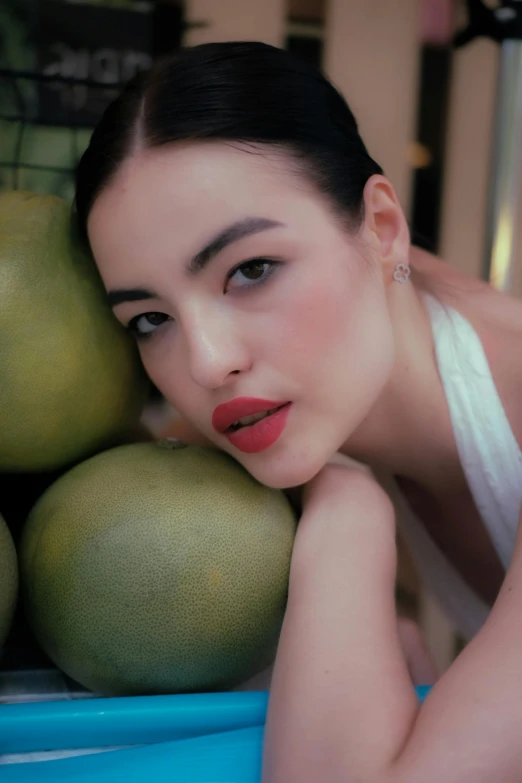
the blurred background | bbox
[1,0,520,675]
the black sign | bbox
[37,1,155,126]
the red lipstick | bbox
[212,397,291,454]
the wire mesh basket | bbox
[0,0,184,200]
[0,69,124,200]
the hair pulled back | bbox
[75,41,383,241]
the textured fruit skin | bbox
[19,442,297,695]
[0,512,18,649]
[0,191,148,471]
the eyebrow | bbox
[107,216,284,309]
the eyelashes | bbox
[126,258,280,340]
[227,257,278,288]
[127,311,170,339]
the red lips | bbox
[211,397,289,433]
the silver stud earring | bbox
[393,263,411,284]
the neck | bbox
[339,253,463,492]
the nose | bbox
[182,306,251,390]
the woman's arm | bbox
[263,466,419,783]
[387,510,522,783]
[262,463,522,783]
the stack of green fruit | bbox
[0,191,296,696]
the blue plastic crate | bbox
[0,687,431,781]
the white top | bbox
[394,293,522,640]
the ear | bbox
[360,176,410,275]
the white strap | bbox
[422,293,522,569]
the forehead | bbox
[88,141,314,248]
[87,141,345,291]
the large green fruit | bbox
[0,512,18,649]
[0,191,148,471]
[19,442,297,695]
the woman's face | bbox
[88,141,396,488]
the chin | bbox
[241,449,328,491]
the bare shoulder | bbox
[411,245,522,329]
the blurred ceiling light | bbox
[490,214,514,290]
[408,141,433,168]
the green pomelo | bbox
[0,512,18,649]
[19,442,297,695]
[0,190,148,471]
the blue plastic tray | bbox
[0,687,431,781]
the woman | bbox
[75,42,522,782]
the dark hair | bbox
[75,41,383,242]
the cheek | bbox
[273,273,365,371]
[275,274,394,403]
[140,334,217,418]
[285,288,339,363]
[135,341,182,406]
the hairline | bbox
[87,124,367,249]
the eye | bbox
[127,312,170,340]
[226,258,279,290]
